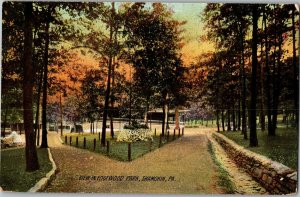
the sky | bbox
[73,2,213,66]
[166,3,214,64]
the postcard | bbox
[0,1,299,195]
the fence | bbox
[63,128,184,161]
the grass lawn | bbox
[63,132,180,161]
[0,148,52,192]
[222,126,298,170]
[185,119,217,128]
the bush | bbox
[117,128,153,143]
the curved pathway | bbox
[45,129,223,194]
[45,127,267,194]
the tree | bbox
[249,4,259,147]
[40,6,51,148]
[202,3,251,138]
[22,2,40,171]
[2,2,25,137]
[123,3,186,136]
[81,69,105,133]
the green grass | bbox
[186,119,217,128]
[63,132,179,161]
[222,126,298,170]
[0,148,52,192]
[207,140,236,194]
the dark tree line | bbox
[200,4,299,146]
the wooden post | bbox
[94,138,96,151]
[179,128,181,137]
[106,140,110,155]
[159,134,162,147]
[83,137,86,149]
[69,136,72,145]
[173,129,175,140]
[76,136,78,147]
[128,143,131,161]
[154,128,156,136]
[98,132,101,141]
[182,128,184,136]
[65,136,67,144]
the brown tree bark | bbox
[109,56,115,139]
[227,109,231,131]
[60,94,63,137]
[23,2,39,171]
[175,106,180,129]
[161,93,168,136]
[34,62,43,146]
[259,8,265,131]
[109,3,117,139]
[232,102,236,131]
[263,7,273,136]
[40,17,50,148]
[237,93,241,130]
[292,8,298,129]
[221,109,225,131]
[240,26,247,139]
[249,5,258,147]
[101,3,114,146]
[2,109,8,137]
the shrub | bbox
[117,128,153,143]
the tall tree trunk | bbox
[221,109,225,131]
[35,65,43,146]
[90,122,92,133]
[292,8,298,129]
[175,106,180,129]
[101,59,112,145]
[23,2,39,171]
[129,66,132,125]
[109,4,117,139]
[263,8,272,136]
[161,93,168,136]
[237,92,241,130]
[40,18,50,149]
[101,4,114,146]
[259,8,266,131]
[93,122,95,134]
[162,106,165,136]
[241,27,247,139]
[232,102,236,131]
[73,121,77,133]
[227,109,231,131]
[270,21,283,136]
[144,96,150,126]
[249,5,259,147]
[216,109,220,132]
[2,109,8,137]
[60,94,63,137]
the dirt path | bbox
[205,129,268,195]
[44,130,223,194]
